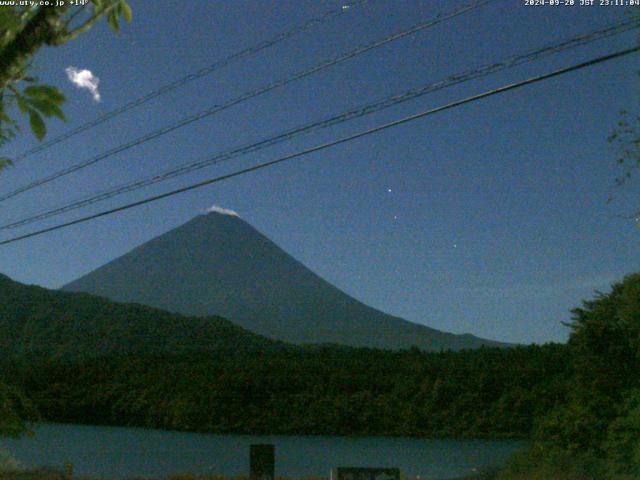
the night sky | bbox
[0,0,638,344]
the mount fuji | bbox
[63,210,505,351]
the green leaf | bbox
[0,101,12,123]
[0,9,20,27]
[24,85,65,105]
[27,98,66,121]
[16,95,29,114]
[107,9,120,31]
[0,10,21,46]
[0,157,14,171]
[28,109,46,140]
[48,104,66,121]
[120,0,133,23]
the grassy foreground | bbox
[0,464,494,480]
[0,471,480,480]
[1,466,639,480]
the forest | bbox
[0,344,568,438]
[0,273,639,478]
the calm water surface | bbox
[1,423,525,479]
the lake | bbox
[0,423,525,479]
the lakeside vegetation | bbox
[1,344,568,438]
[0,273,639,478]
[0,271,565,439]
[496,272,640,479]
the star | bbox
[387,188,392,193]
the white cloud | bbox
[205,205,239,217]
[65,66,101,102]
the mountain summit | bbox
[63,211,504,350]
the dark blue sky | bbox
[0,0,638,344]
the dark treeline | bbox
[0,271,569,439]
[1,273,638,478]
[498,273,640,479]
[2,344,568,439]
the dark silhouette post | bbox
[250,444,275,480]
[63,462,73,480]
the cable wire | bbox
[1,46,636,246]
[1,19,635,231]
[12,0,370,161]
[0,0,493,203]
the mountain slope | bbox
[0,273,277,359]
[64,212,505,350]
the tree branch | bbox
[55,1,120,44]
[0,6,68,90]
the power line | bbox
[0,19,635,231]
[1,46,636,247]
[12,0,370,161]
[0,0,493,203]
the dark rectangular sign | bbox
[250,444,275,480]
[331,467,400,480]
